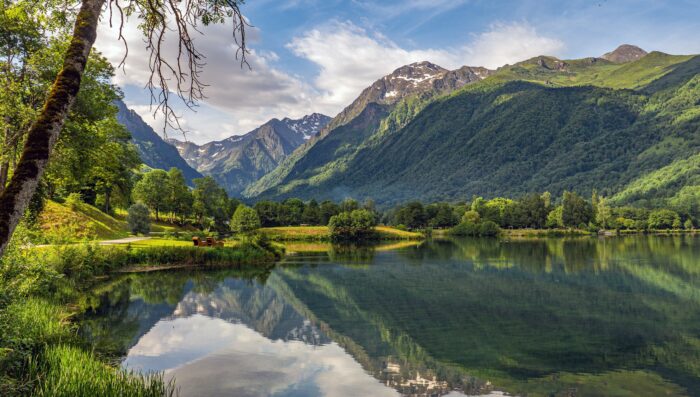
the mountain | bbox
[601,44,648,63]
[115,100,202,184]
[168,113,330,196]
[244,46,700,211]
[244,62,492,198]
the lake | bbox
[79,236,700,396]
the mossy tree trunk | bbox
[0,0,106,256]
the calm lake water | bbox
[79,236,700,397]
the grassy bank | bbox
[0,230,281,396]
[35,200,195,245]
[260,225,423,241]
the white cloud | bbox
[96,12,562,144]
[288,21,564,114]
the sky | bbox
[94,0,700,144]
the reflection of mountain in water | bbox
[171,278,329,345]
[81,236,700,397]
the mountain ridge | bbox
[168,113,330,196]
[115,100,202,184]
[244,46,700,212]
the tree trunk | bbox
[0,161,8,194]
[0,0,105,256]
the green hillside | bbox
[248,51,700,210]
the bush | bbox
[126,203,151,235]
[329,209,377,240]
[64,193,83,211]
[479,221,500,236]
[685,219,695,230]
[450,220,500,237]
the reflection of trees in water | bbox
[396,236,700,276]
[275,236,700,395]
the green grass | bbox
[31,345,175,397]
[38,201,127,242]
[36,201,196,244]
[260,226,423,241]
[39,242,281,278]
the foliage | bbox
[647,209,681,230]
[230,205,261,235]
[328,210,378,240]
[126,203,150,235]
[450,220,500,237]
[562,191,593,227]
[132,169,169,221]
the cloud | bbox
[95,13,317,141]
[96,11,562,144]
[288,21,564,113]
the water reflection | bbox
[79,236,700,397]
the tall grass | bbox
[43,242,281,279]
[31,345,176,397]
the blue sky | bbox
[95,0,700,144]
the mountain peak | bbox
[601,44,648,63]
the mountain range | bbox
[241,45,700,211]
[167,113,330,196]
[122,44,700,213]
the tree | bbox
[319,200,340,225]
[132,169,169,221]
[192,176,230,230]
[647,209,681,230]
[546,206,563,228]
[595,196,613,229]
[394,202,427,229]
[255,201,281,227]
[280,198,304,225]
[302,199,321,225]
[562,191,593,227]
[127,202,150,235]
[516,194,547,228]
[166,168,192,223]
[231,205,261,235]
[0,0,247,256]
[328,209,377,240]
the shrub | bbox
[450,220,500,237]
[479,221,500,236]
[329,209,377,240]
[64,193,83,211]
[685,219,695,230]
[126,203,151,235]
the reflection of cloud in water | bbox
[124,315,398,397]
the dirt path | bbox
[98,236,151,245]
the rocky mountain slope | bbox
[245,46,700,212]
[115,100,202,184]
[601,44,648,63]
[169,113,330,196]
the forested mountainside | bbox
[169,114,330,197]
[244,61,492,197]
[115,100,202,184]
[245,45,700,210]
